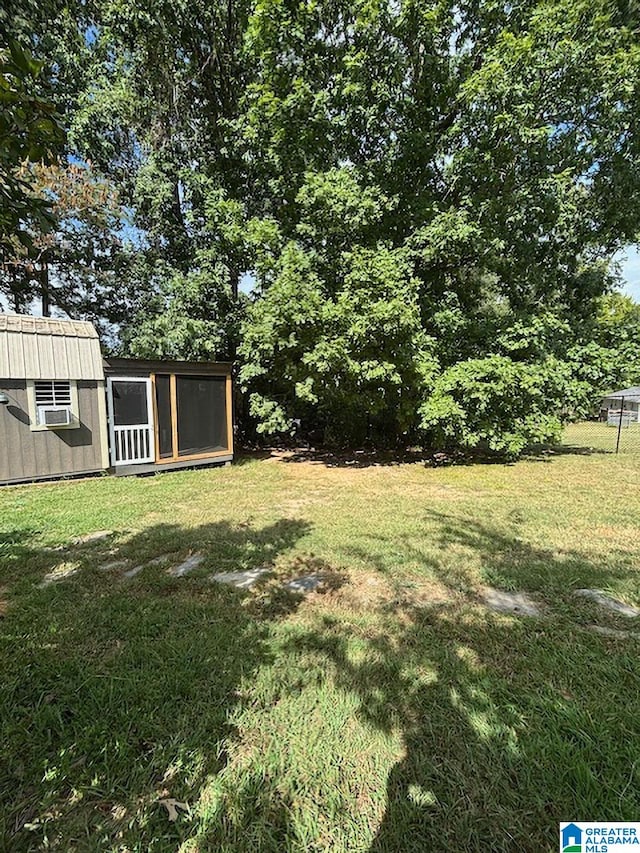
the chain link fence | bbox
[562,392,640,454]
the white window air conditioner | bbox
[38,407,73,428]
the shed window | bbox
[35,381,72,407]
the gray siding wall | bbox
[0,380,105,483]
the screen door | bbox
[107,377,154,465]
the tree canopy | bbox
[2,0,640,453]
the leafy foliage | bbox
[237,0,640,451]
[594,293,640,388]
[66,0,255,351]
[123,264,244,361]
[419,356,574,457]
[3,0,640,453]
[0,161,145,342]
[0,40,64,254]
[241,242,437,444]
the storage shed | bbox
[104,358,233,475]
[0,314,109,484]
[1,314,234,484]
[601,386,640,426]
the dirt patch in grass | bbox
[309,570,455,614]
[333,572,395,610]
[480,586,542,617]
[400,577,456,608]
[277,496,326,516]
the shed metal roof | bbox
[604,386,640,402]
[0,313,105,381]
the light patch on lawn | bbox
[574,588,640,617]
[39,560,81,586]
[168,553,205,577]
[211,567,272,588]
[587,625,640,640]
[481,587,542,617]
[71,530,113,545]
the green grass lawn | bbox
[1,448,639,852]
[562,420,640,455]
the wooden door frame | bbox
[150,372,233,464]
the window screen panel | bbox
[176,375,227,457]
[112,381,149,426]
[155,375,173,459]
[35,381,72,407]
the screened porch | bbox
[105,359,233,474]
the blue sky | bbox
[617,246,640,301]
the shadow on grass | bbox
[0,518,311,851]
[2,512,639,851]
[243,446,514,469]
[236,447,439,469]
[287,601,640,852]
[525,443,612,461]
[186,514,640,851]
[419,510,640,597]
[344,509,640,602]
[239,444,613,470]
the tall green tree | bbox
[65,0,255,357]
[557,290,640,420]
[238,0,640,453]
[4,0,252,353]
[5,0,640,454]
